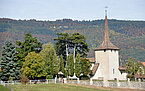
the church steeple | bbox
[104,9,109,46]
[95,8,119,50]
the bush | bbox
[108,80,117,82]
[20,76,29,85]
[46,75,53,79]
[92,79,103,81]
[80,76,89,80]
[20,73,29,85]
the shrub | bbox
[80,76,89,80]
[46,75,53,79]
[20,73,29,85]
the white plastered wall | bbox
[92,49,126,80]
[92,50,109,80]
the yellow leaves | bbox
[22,52,46,78]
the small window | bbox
[113,69,115,74]
[121,71,122,74]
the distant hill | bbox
[0,18,145,64]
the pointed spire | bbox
[104,8,109,46]
[95,8,119,50]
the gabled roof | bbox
[92,63,99,75]
[95,11,119,50]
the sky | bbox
[0,0,145,21]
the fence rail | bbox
[0,79,145,90]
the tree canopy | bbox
[54,32,89,59]
[125,57,143,80]
[21,52,47,79]
[40,43,59,76]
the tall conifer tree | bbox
[0,40,20,81]
[16,32,42,67]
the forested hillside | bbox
[0,18,145,63]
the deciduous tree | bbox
[74,53,81,77]
[125,57,143,80]
[21,52,47,79]
[40,43,59,76]
[80,58,91,76]
[59,55,64,74]
[65,54,74,77]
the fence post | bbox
[64,78,67,83]
[90,78,93,85]
[77,78,80,84]
[55,76,57,84]
[127,78,131,88]
[12,81,14,85]
[38,80,40,84]
[46,79,48,84]
[117,78,120,87]
[103,79,109,87]
[3,81,5,86]
[30,80,31,84]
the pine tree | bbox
[0,40,20,81]
[16,32,42,67]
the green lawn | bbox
[0,85,10,91]
[10,84,107,91]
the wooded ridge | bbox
[0,18,145,63]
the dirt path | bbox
[65,83,145,91]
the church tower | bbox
[92,9,122,80]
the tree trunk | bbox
[66,42,69,57]
[73,45,76,69]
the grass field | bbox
[9,84,107,91]
[0,85,10,91]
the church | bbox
[90,10,127,81]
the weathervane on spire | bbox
[105,6,108,16]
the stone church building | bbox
[90,10,127,81]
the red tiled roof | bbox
[92,63,99,75]
[86,58,95,63]
[141,62,145,66]
[135,74,145,78]
[119,66,126,70]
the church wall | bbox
[108,50,122,80]
[93,50,126,80]
[93,50,110,80]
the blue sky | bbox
[0,0,145,21]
